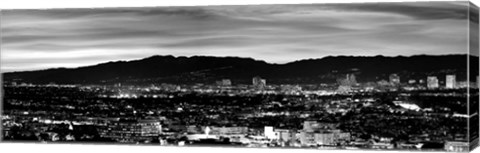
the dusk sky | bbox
[1,1,470,72]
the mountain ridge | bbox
[3,54,475,85]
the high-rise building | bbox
[446,75,456,89]
[336,74,357,93]
[427,76,439,89]
[252,76,266,88]
[261,79,266,86]
[389,74,400,85]
[348,74,357,85]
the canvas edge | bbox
[468,1,480,152]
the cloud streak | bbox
[1,1,470,72]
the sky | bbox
[0,1,471,72]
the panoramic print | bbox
[1,1,479,152]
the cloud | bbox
[322,1,468,20]
[0,2,470,72]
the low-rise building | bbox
[208,126,249,135]
[275,129,296,143]
[99,119,162,142]
[444,141,469,152]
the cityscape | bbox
[1,1,479,152]
[1,55,478,152]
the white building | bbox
[446,75,456,89]
[264,126,277,140]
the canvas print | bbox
[0,1,479,152]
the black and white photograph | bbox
[1,1,479,152]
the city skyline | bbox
[1,1,470,72]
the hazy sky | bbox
[1,1,470,72]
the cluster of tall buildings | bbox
[384,73,467,89]
[337,74,357,86]
[426,75,457,89]
[390,74,457,89]
[334,73,469,91]
[215,77,267,88]
[337,74,357,93]
[219,73,469,90]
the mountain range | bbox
[3,54,476,85]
